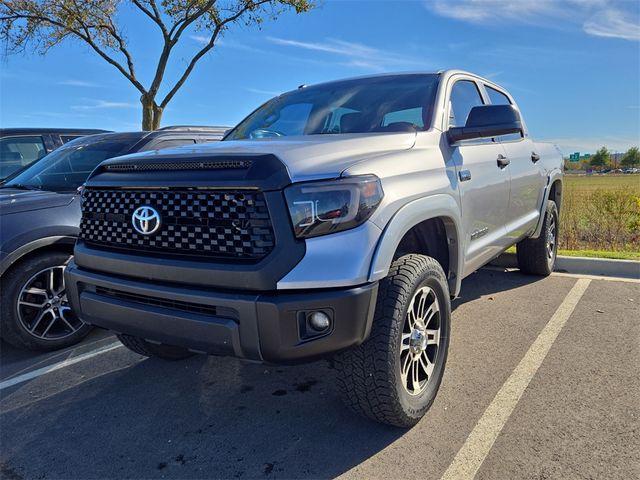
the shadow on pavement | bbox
[0,268,551,479]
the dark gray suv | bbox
[0,126,228,351]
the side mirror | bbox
[447,105,522,143]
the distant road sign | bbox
[569,152,580,161]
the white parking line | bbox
[441,278,591,480]
[0,341,123,391]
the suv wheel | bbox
[117,334,194,361]
[335,254,451,428]
[517,200,559,276]
[0,252,91,351]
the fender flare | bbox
[0,236,76,277]
[368,194,463,297]
[531,171,563,239]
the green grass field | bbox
[560,174,639,258]
[563,174,640,194]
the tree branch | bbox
[131,0,168,38]
[159,1,273,109]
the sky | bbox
[0,0,639,156]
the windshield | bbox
[226,74,440,140]
[1,136,134,192]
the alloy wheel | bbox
[400,286,441,396]
[16,266,83,340]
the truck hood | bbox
[0,189,74,215]
[110,132,417,182]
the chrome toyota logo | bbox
[132,206,161,235]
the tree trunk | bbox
[151,105,164,130]
[140,95,163,130]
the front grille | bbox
[94,286,238,320]
[80,188,275,260]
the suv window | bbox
[61,135,83,144]
[0,136,47,178]
[486,86,511,105]
[449,80,484,127]
[152,139,197,150]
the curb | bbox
[491,253,640,280]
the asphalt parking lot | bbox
[1,268,638,480]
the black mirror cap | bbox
[447,105,522,143]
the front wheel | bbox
[517,200,559,276]
[0,252,91,351]
[334,254,451,428]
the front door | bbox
[446,79,511,276]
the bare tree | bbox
[0,1,313,129]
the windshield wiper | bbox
[0,183,43,191]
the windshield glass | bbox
[226,74,440,140]
[2,136,133,192]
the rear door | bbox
[484,85,546,241]
[446,78,511,276]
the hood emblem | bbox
[132,206,161,235]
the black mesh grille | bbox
[103,160,251,172]
[79,188,275,260]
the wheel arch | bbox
[0,236,76,277]
[531,172,563,239]
[369,194,463,297]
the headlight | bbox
[284,175,384,238]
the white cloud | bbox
[246,87,281,96]
[266,36,431,71]
[426,0,639,41]
[72,100,137,110]
[57,79,100,87]
[583,9,640,40]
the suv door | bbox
[446,78,511,276]
[484,85,546,241]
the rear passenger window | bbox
[486,86,511,105]
[486,86,522,141]
[449,81,484,127]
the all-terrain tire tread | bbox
[334,254,449,427]
[517,200,558,276]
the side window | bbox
[152,139,197,150]
[486,86,522,141]
[382,107,424,128]
[486,86,511,105]
[0,136,47,178]
[449,80,484,127]
[61,135,83,144]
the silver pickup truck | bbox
[65,70,563,427]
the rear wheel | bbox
[0,252,91,351]
[517,200,559,276]
[335,254,451,428]
[117,334,194,361]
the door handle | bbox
[531,151,541,163]
[497,154,510,168]
[459,169,471,182]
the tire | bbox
[117,334,194,361]
[0,251,91,351]
[334,254,451,428]
[517,200,559,276]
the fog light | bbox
[308,311,331,332]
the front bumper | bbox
[65,261,378,363]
